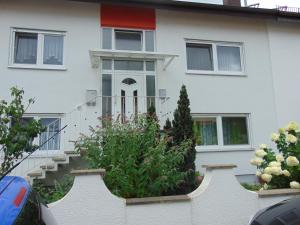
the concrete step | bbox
[40,164,56,170]
[64,150,80,157]
[52,156,67,162]
[28,170,43,177]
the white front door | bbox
[114,74,146,121]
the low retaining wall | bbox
[49,165,300,225]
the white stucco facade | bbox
[0,0,299,179]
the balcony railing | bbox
[276,6,300,13]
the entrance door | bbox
[114,74,146,122]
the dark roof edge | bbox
[69,0,300,21]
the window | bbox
[39,118,61,150]
[186,41,244,75]
[102,28,155,52]
[194,115,250,149]
[17,116,62,151]
[10,28,65,69]
[186,43,213,71]
[115,30,142,51]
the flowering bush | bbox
[250,121,300,190]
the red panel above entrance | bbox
[101,4,156,30]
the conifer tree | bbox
[172,85,196,193]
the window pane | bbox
[115,30,142,51]
[186,43,213,71]
[102,28,112,49]
[43,35,64,65]
[146,61,155,71]
[40,118,61,150]
[145,31,155,52]
[222,117,248,145]
[197,118,218,146]
[146,76,155,96]
[146,76,156,110]
[14,32,38,64]
[114,60,143,71]
[102,59,112,70]
[217,46,242,72]
[102,74,112,118]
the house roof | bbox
[69,0,300,22]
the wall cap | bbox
[258,188,300,197]
[202,164,237,169]
[126,195,190,205]
[71,169,106,176]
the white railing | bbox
[276,6,300,13]
[63,95,171,149]
[1,95,171,178]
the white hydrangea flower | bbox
[282,170,291,177]
[276,154,284,162]
[290,181,300,189]
[263,183,268,190]
[286,134,297,144]
[261,174,272,183]
[278,128,285,134]
[286,121,299,132]
[286,156,299,167]
[264,167,272,175]
[259,144,268,149]
[270,166,282,176]
[255,149,267,158]
[256,171,262,177]
[271,133,280,142]
[250,157,263,166]
[269,161,281,167]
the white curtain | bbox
[40,118,61,150]
[43,35,64,65]
[217,46,241,71]
[199,119,218,146]
[14,33,37,64]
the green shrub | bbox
[250,121,300,189]
[76,117,190,198]
[33,175,74,204]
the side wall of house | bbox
[156,10,278,176]
[267,21,300,127]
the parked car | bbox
[0,176,57,225]
[249,197,300,225]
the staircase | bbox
[25,150,81,184]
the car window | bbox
[14,191,45,225]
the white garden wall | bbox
[49,165,300,225]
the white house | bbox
[1,0,300,183]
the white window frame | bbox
[9,28,66,70]
[185,39,245,76]
[101,27,156,52]
[21,114,63,154]
[193,114,253,152]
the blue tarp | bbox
[0,176,30,225]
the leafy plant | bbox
[241,183,262,191]
[0,87,44,175]
[33,175,74,204]
[250,121,300,189]
[75,116,189,198]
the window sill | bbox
[8,64,67,71]
[196,145,254,153]
[186,70,246,77]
